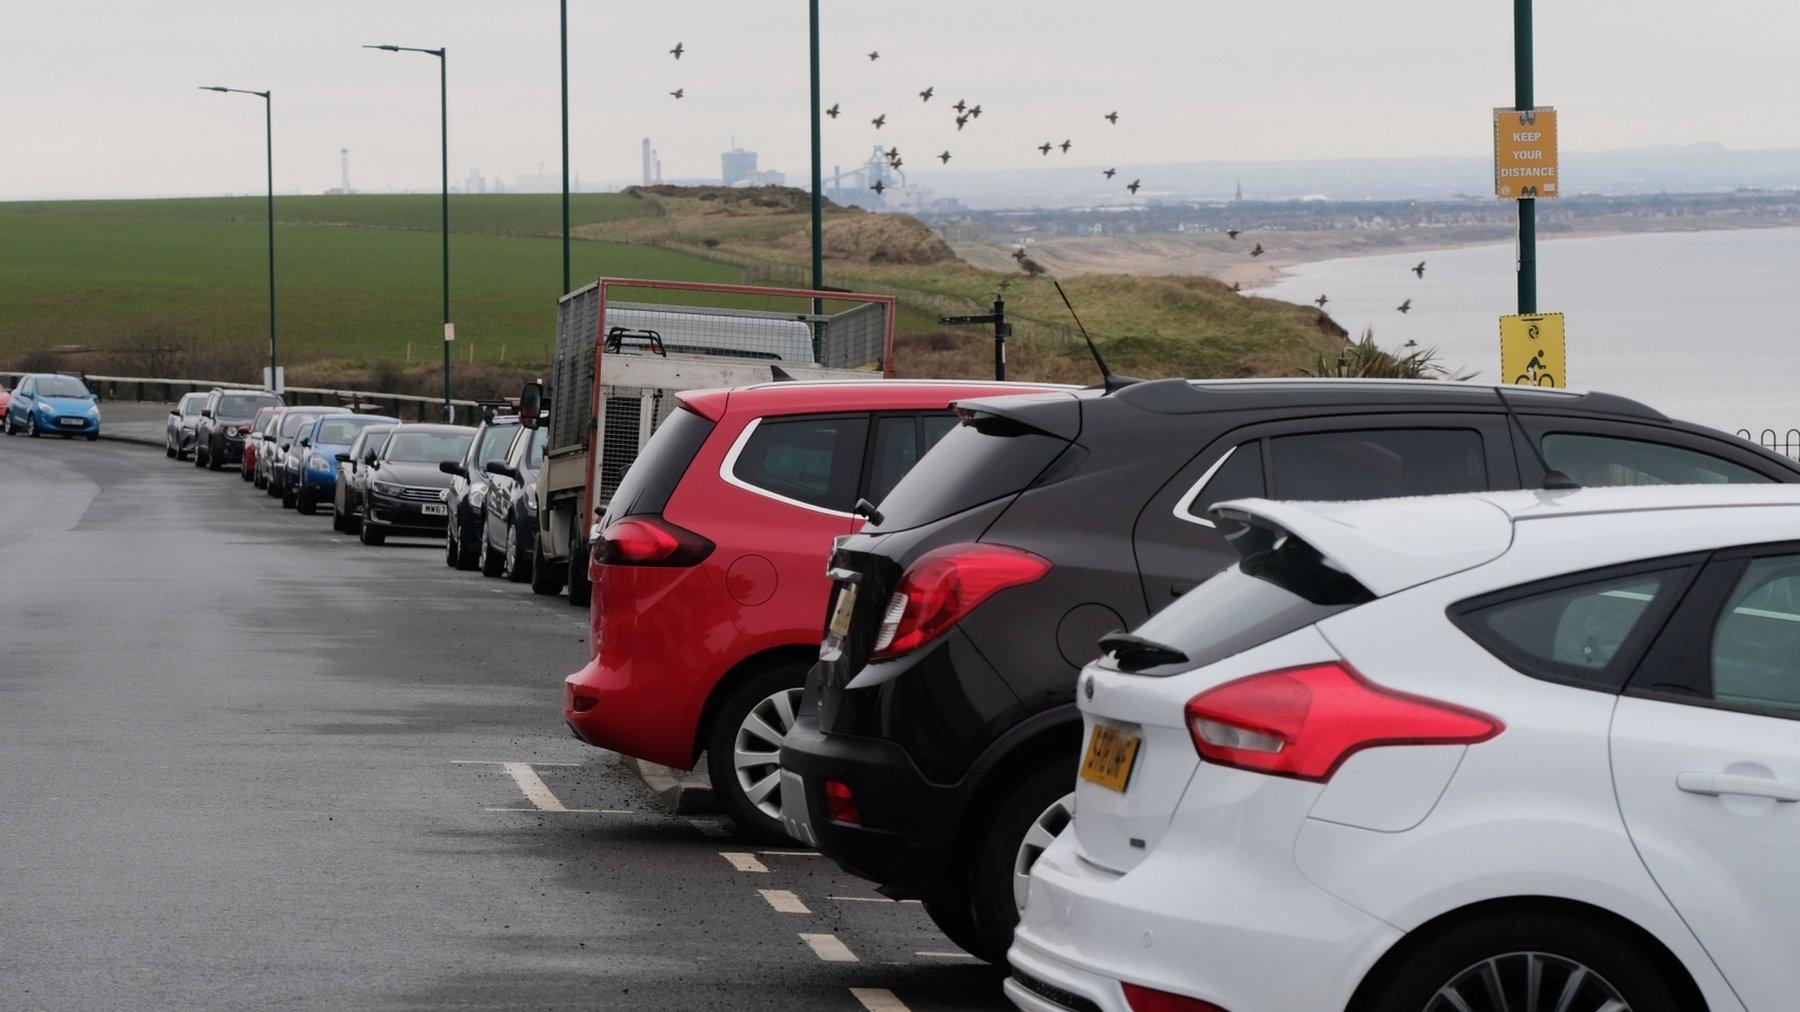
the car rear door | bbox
[1612,544,1800,1010]
[1132,413,1512,610]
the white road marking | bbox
[720,851,769,873]
[800,932,858,962]
[915,950,977,959]
[449,760,581,812]
[758,889,811,914]
[850,988,911,1011]
[482,807,630,814]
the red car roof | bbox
[676,379,1071,422]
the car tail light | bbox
[1183,662,1502,783]
[824,780,859,824]
[595,516,713,567]
[1122,983,1227,1012]
[871,543,1051,659]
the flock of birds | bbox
[663,41,1432,314]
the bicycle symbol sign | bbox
[1499,313,1566,389]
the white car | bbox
[1009,485,1800,1012]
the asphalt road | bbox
[0,435,1009,1011]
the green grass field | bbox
[0,195,738,371]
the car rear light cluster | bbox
[824,780,859,824]
[870,543,1051,659]
[595,516,714,567]
[1183,662,1502,782]
[1121,983,1228,1012]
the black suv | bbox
[781,378,1800,964]
[440,414,520,571]
[194,388,282,471]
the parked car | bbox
[562,379,1064,840]
[164,392,207,459]
[477,424,546,581]
[782,378,1800,964]
[440,414,521,571]
[195,389,282,471]
[241,406,282,482]
[0,381,10,416]
[1008,484,1800,1012]
[358,424,476,546]
[262,408,333,500]
[4,373,100,440]
[289,413,399,513]
[332,424,396,535]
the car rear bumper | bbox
[563,651,704,770]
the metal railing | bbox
[1738,428,1800,462]
[0,371,483,425]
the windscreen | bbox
[524,427,547,469]
[37,376,90,398]
[384,430,473,464]
[179,394,207,416]
[869,419,1071,532]
[316,417,380,445]
[471,424,518,470]
[219,393,279,418]
[1106,533,1374,675]
[279,412,322,438]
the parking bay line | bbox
[720,851,770,873]
[451,760,584,813]
[799,932,858,962]
[758,889,811,914]
[850,988,911,1011]
[830,895,922,905]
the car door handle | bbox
[1677,771,1800,803]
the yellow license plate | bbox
[1080,724,1141,792]
[827,584,858,641]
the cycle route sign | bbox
[1500,312,1565,388]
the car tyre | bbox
[452,523,480,570]
[1354,908,1687,1012]
[241,465,253,483]
[26,414,39,437]
[206,444,223,471]
[166,438,177,458]
[359,520,386,546]
[332,504,346,532]
[922,895,988,961]
[529,536,563,596]
[706,665,809,843]
[502,521,531,583]
[479,535,505,577]
[281,483,297,509]
[295,486,316,515]
[566,527,592,607]
[967,762,1079,965]
[193,445,205,467]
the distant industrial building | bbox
[642,138,662,186]
[722,146,758,187]
[464,169,487,194]
[325,148,355,195]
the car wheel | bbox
[332,504,346,532]
[85,434,98,442]
[165,437,176,458]
[529,536,563,596]
[922,895,988,961]
[502,522,531,582]
[444,529,460,567]
[26,414,39,437]
[359,521,386,546]
[281,483,297,508]
[206,445,222,471]
[345,507,362,535]
[706,665,808,843]
[1357,909,1688,1012]
[241,465,253,483]
[295,487,316,515]
[479,533,505,577]
[967,761,1079,965]
[193,445,205,467]
[566,526,592,607]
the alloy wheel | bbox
[731,686,803,821]
[1012,792,1075,913]
[1428,952,1631,1012]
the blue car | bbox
[290,412,398,515]
[4,373,101,440]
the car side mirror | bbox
[485,460,517,479]
[334,452,351,463]
[200,409,213,419]
[298,436,310,448]
[439,460,467,478]
[363,451,379,466]
[518,381,543,431]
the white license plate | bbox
[421,503,447,516]
[827,584,858,640]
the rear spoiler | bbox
[1207,496,1514,597]
[950,390,1083,440]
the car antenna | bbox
[1493,386,1580,490]
[1052,280,1139,393]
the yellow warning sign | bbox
[1500,313,1565,388]
[1494,107,1559,199]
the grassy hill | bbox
[0,189,1345,394]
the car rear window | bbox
[316,417,379,445]
[279,412,323,438]
[219,393,279,417]
[1542,433,1773,486]
[606,406,715,519]
[1104,532,1374,674]
[730,414,869,513]
[870,418,1073,532]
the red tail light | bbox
[824,780,859,824]
[1122,983,1227,1012]
[871,543,1051,659]
[596,517,713,567]
[1183,662,1501,782]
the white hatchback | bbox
[1008,485,1800,1012]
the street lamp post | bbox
[808,0,825,331]
[1513,0,1536,314]
[561,0,571,298]
[367,43,454,422]
[199,86,277,392]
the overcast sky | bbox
[4,0,1798,199]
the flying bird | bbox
[938,151,952,164]
[871,114,886,129]
[1039,142,1054,156]
[1012,247,1028,261]
[919,86,934,102]
[1103,168,1116,179]
[867,50,880,61]
[670,88,684,99]
[1412,260,1427,278]
[1231,281,1242,293]
[1226,229,1240,239]
[890,156,903,170]
[886,146,899,161]
[1127,179,1142,194]
[953,99,968,114]
[825,103,840,119]
[1314,294,1329,307]
[955,114,970,131]
[1250,242,1264,257]
[669,42,684,60]
[1397,298,1413,313]
[1059,139,1073,153]
[969,104,982,118]
[871,179,886,194]
[1105,111,1119,124]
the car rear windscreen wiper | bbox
[1097,631,1189,672]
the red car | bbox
[240,405,281,482]
[564,379,1062,839]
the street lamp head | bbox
[200,86,229,92]
[365,44,402,52]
